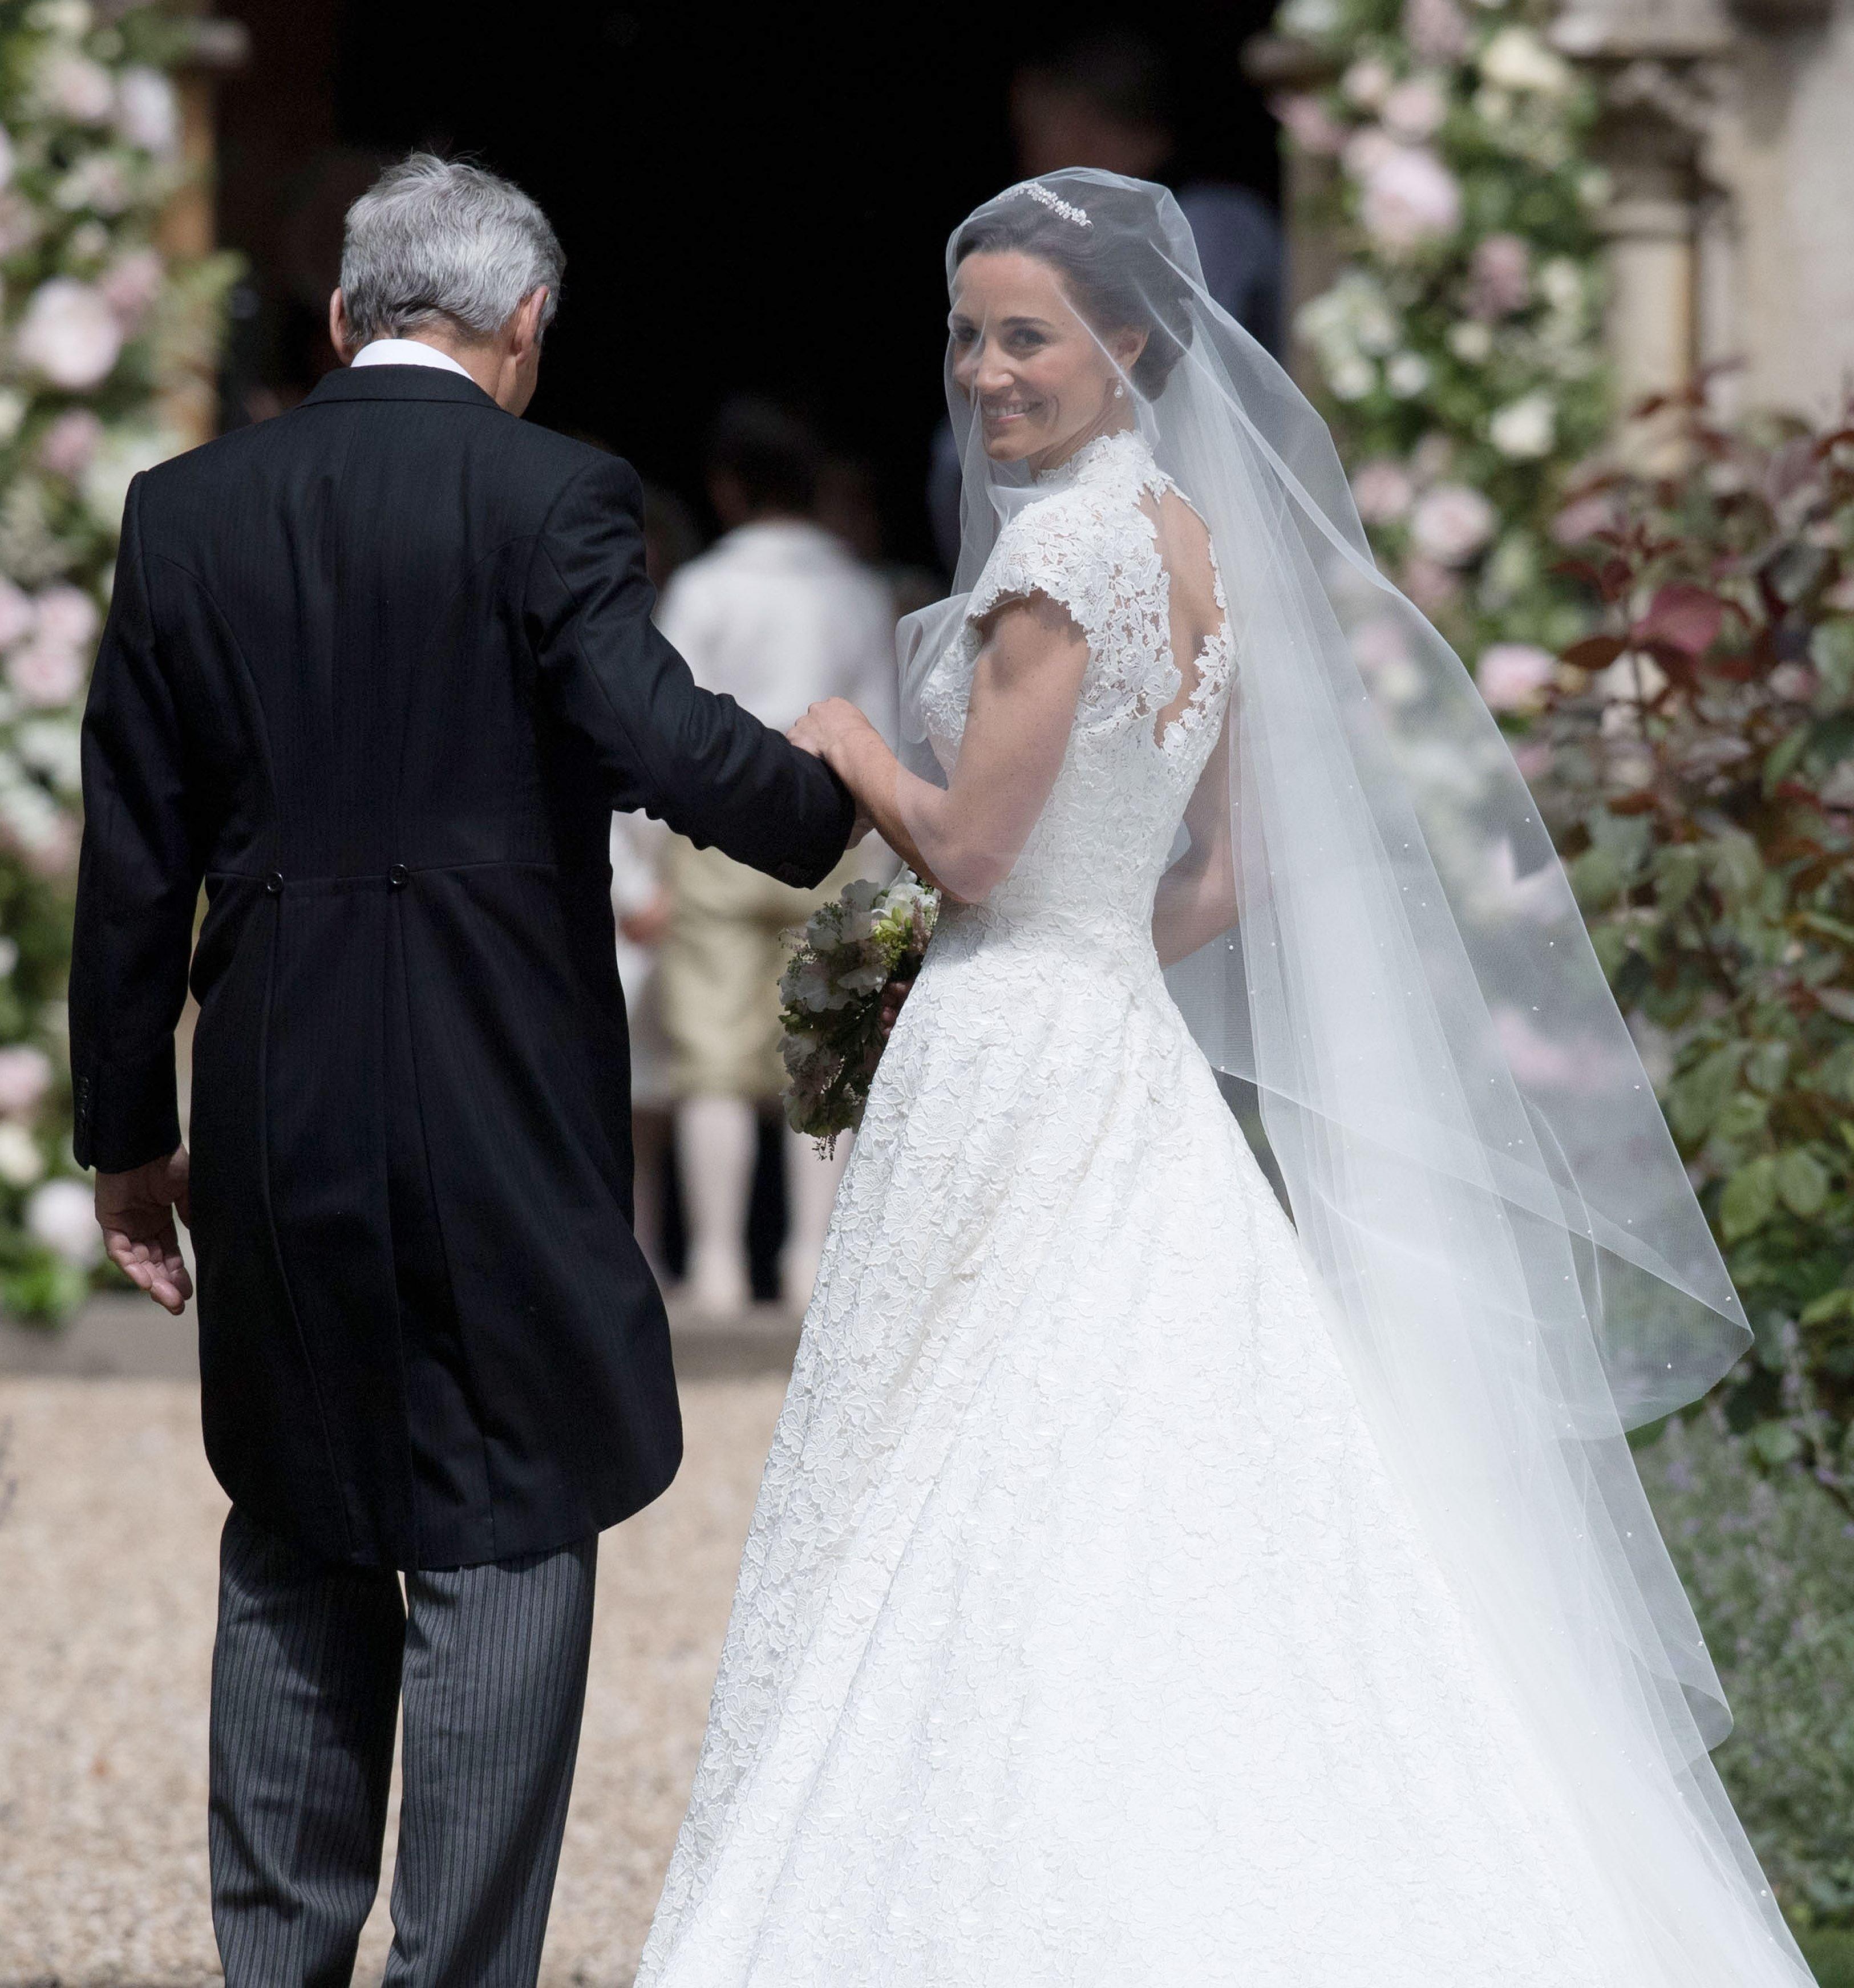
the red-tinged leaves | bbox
[1638,583,1726,657]
[1563,634,1625,672]
[1609,789,1660,815]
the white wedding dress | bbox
[634,431,1666,1984]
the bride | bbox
[634,171,1812,1985]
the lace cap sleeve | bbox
[964,488,1118,657]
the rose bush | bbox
[1531,392,1854,1513]
[1272,0,1606,668]
[0,0,234,1318]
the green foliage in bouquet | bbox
[0,0,236,1318]
[779,872,938,1154]
[1530,396,1854,1517]
[1270,0,1606,669]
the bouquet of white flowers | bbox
[779,870,940,1152]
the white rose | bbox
[1351,615,1424,704]
[1479,26,1573,95]
[1341,57,1394,108]
[1476,642,1557,712]
[1594,651,1669,704]
[0,1121,46,1187]
[81,424,176,531]
[1410,483,1496,565]
[1489,390,1557,460]
[1329,355,1377,402]
[0,1043,52,1117]
[36,48,116,124]
[15,277,123,390]
[55,153,132,217]
[1447,320,1495,363]
[1382,75,1448,140]
[27,1177,100,1266]
[1386,351,1432,397]
[16,717,83,789]
[114,67,180,157]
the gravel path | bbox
[0,1366,787,1987]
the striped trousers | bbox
[208,1506,597,1988]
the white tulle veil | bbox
[898,169,1808,1981]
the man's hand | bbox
[95,1147,192,1315]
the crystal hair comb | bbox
[1018,181,1092,228]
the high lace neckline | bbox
[1033,424,1153,491]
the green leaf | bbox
[1750,1418,1803,1468]
[1720,1155,1780,1242]
[1762,727,1810,796]
[1666,1044,1744,1143]
[1802,1286,1854,1327]
[1744,1040,1792,1095]
[1712,1091,1771,1143]
[1776,1148,1832,1218]
[1569,846,1625,913]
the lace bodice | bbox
[919,428,1231,957]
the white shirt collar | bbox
[350,338,475,382]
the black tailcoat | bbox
[68,365,855,1569]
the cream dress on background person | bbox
[633,429,1668,1985]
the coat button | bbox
[388,863,409,889]
[264,871,284,896]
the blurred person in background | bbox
[610,481,705,1285]
[928,28,1286,571]
[660,399,897,1316]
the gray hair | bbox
[339,153,564,346]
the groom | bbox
[68,155,854,1985]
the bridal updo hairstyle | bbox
[952,180,1196,401]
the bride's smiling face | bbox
[949,250,1144,475]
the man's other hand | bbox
[95,1147,192,1315]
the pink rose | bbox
[99,248,164,329]
[1550,492,1617,545]
[1359,145,1462,251]
[34,585,99,652]
[1351,458,1415,524]
[1271,92,1349,158]
[1403,0,1472,62]
[1476,642,1557,712]
[1466,233,1532,321]
[8,637,87,709]
[1382,76,1448,141]
[1511,740,1553,783]
[37,408,103,480]
[1342,126,1399,182]
[15,278,122,391]
[0,1044,52,1118]
[1402,555,1462,614]
[1410,483,1495,565]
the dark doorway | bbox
[215,0,1279,564]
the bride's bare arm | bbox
[1151,703,1238,967]
[790,594,1090,903]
